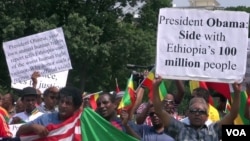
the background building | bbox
[189,0,220,7]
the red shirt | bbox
[0,114,12,137]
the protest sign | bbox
[9,123,24,137]
[244,39,250,83]
[3,27,72,84]
[156,8,249,83]
[11,71,68,93]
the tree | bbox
[0,0,170,93]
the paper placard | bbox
[156,8,249,83]
[3,27,72,83]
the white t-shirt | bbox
[9,110,43,124]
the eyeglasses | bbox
[189,109,207,115]
[149,112,156,117]
[163,100,174,105]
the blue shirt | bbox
[138,125,175,141]
[111,117,139,133]
[29,112,61,126]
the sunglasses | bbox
[189,109,207,115]
[163,100,174,105]
[149,112,156,117]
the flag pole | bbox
[115,78,120,93]
[135,67,155,92]
[84,91,103,99]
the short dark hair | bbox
[192,87,209,103]
[43,87,58,97]
[58,86,82,109]
[98,92,116,103]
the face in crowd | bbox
[163,94,176,114]
[148,106,163,129]
[22,95,38,114]
[15,98,25,113]
[2,93,14,109]
[187,97,208,128]
[58,86,82,121]
[96,93,117,120]
[82,94,91,108]
[43,87,59,109]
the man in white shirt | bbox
[9,87,43,124]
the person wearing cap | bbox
[9,87,43,124]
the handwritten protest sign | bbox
[3,27,72,84]
[156,8,249,83]
[9,123,24,137]
[11,71,68,93]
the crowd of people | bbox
[0,71,250,141]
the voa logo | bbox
[226,129,246,136]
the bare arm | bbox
[129,87,145,120]
[153,76,172,127]
[136,102,152,124]
[16,123,48,137]
[121,110,141,140]
[218,82,241,126]
[174,80,185,104]
[31,71,40,88]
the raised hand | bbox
[31,71,41,88]
[232,82,242,95]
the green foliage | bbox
[0,1,249,102]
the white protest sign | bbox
[244,39,250,83]
[3,27,72,84]
[11,71,68,93]
[156,8,249,83]
[9,123,24,137]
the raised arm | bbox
[129,87,145,120]
[135,101,152,125]
[153,76,172,127]
[121,110,141,140]
[244,83,250,119]
[218,82,241,126]
[174,80,185,104]
[31,71,41,88]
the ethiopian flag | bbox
[142,70,154,89]
[89,92,100,110]
[158,82,167,101]
[230,91,250,125]
[118,75,135,109]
